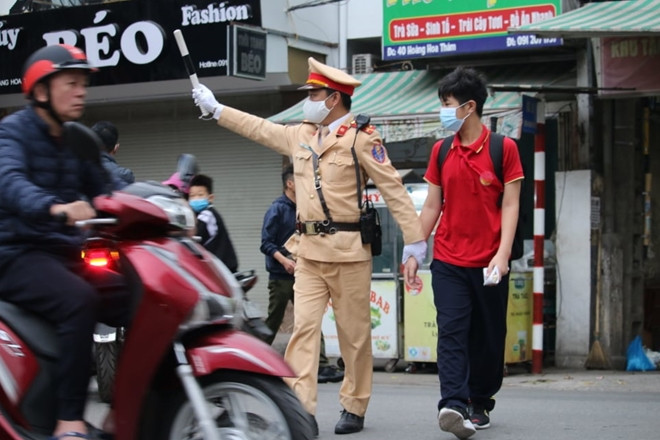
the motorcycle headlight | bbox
[183,254,245,329]
[185,290,238,329]
[146,195,196,231]
[207,254,245,328]
[143,244,239,330]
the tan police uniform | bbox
[214,58,424,417]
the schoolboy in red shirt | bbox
[416,66,523,438]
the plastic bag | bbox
[646,348,660,366]
[626,335,657,371]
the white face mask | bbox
[302,95,333,123]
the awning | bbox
[270,70,448,141]
[269,65,574,142]
[270,70,439,123]
[508,0,660,39]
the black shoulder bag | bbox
[350,114,382,256]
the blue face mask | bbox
[189,198,210,213]
[439,102,470,132]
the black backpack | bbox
[437,133,524,261]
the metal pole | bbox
[532,99,546,374]
[643,106,651,255]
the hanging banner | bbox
[382,0,562,61]
[0,0,262,95]
[598,36,660,96]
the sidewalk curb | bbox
[370,368,660,393]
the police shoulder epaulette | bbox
[350,121,376,134]
[362,124,376,134]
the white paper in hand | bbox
[483,266,501,286]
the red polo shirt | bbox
[424,125,524,267]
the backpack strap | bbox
[488,132,505,185]
[437,135,454,173]
[488,132,505,207]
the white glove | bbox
[402,240,427,267]
[192,84,223,120]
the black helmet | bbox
[176,154,200,187]
[21,44,96,97]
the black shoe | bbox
[334,409,364,434]
[469,405,490,430]
[318,365,344,383]
[307,412,319,437]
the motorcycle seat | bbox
[0,300,59,360]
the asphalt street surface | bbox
[313,366,660,440]
[85,366,660,440]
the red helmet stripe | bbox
[22,59,56,95]
[62,44,87,61]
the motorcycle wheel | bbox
[158,371,314,440]
[95,340,120,404]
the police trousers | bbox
[284,257,372,416]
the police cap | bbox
[298,57,361,97]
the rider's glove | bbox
[192,84,223,120]
[402,240,427,267]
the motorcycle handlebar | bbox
[75,218,119,228]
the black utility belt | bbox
[296,220,361,235]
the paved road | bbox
[85,367,660,439]
[313,368,660,440]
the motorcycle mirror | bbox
[62,121,103,166]
[176,153,199,186]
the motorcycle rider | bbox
[0,44,131,439]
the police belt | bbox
[296,220,361,235]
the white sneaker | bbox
[438,406,477,439]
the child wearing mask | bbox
[188,174,239,273]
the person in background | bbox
[162,171,188,197]
[261,164,344,384]
[191,57,426,436]
[0,44,130,440]
[188,173,239,273]
[91,120,135,190]
[415,66,524,439]
[162,153,200,199]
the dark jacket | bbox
[260,194,296,280]
[101,152,135,190]
[0,106,107,267]
[196,206,239,273]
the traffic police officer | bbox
[192,57,427,436]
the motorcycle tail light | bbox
[82,248,119,268]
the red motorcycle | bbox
[0,123,313,440]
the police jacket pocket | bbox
[324,152,354,184]
[294,150,312,175]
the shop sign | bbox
[403,271,436,362]
[0,0,261,95]
[382,0,562,61]
[231,24,266,80]
[598,36,660,96]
